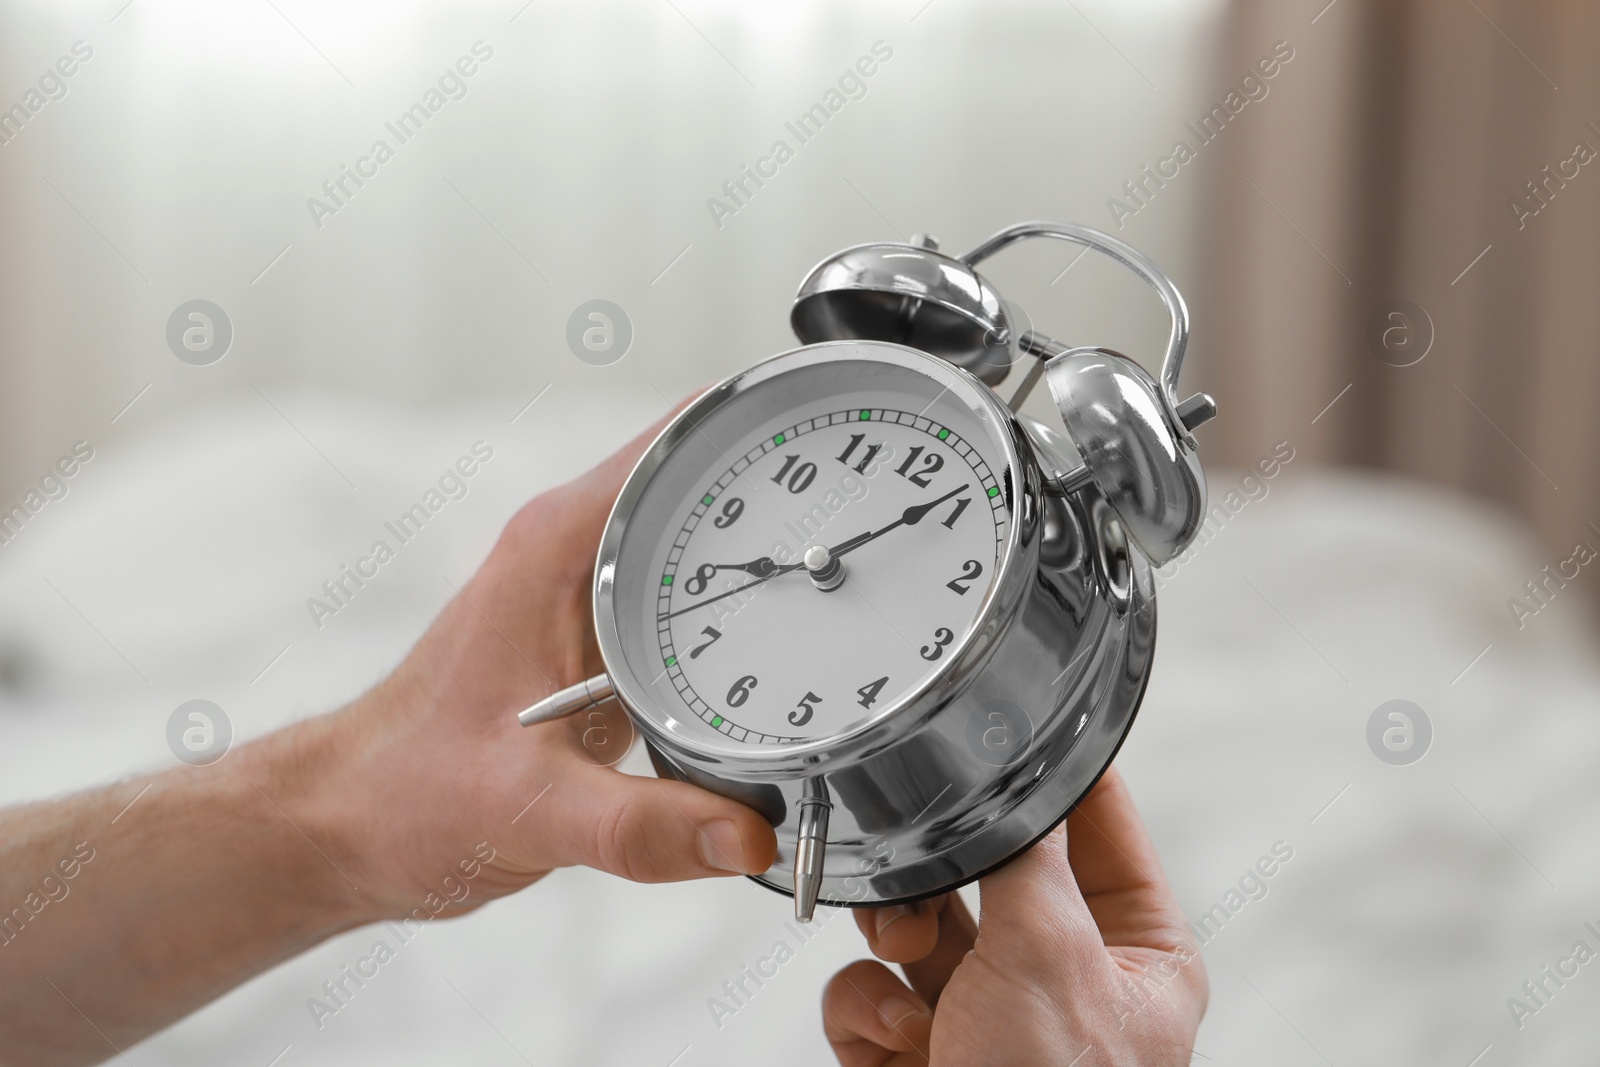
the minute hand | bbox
[828,483,971,560]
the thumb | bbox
[542,764,779,883]
[976,824,1109,976]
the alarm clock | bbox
[518,222,1214,921]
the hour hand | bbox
[686,557,780,581]
[679,556,796,597]
[664,556,805,618]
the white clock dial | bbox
[610,353,1016,749]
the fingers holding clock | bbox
[855,898,941,964]
[1063,768,1199,960]
[899,892,978,1006]
[856,772,1195,955]
[827,785,1207,1067]
[964,771,1204,1019]
[851,775,1195,997]
[822,959,934,1067]
[968,821,1116,990]
[526,759,778,883]
[854,892,977,1005]
[846,771,1199,996]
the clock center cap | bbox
[804,545,845,592]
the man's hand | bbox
[820,769,1206,1066]
[313,408,779,914]
[0,402,779,1066]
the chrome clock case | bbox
[519,222,1216,918]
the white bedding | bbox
[2,385,1597,1065]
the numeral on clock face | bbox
[727,675,758,707]
[856,676,889,708]
[835,433,883,474]
[919,627,954,660]
[771,454,818,493]
[941,497,970,529]
[689,626,721,659]
[946,559,984,595]
[895,446,945,488]
[790,691,822,727]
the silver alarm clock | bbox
[519,222,1214,921]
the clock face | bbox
[605,346,1018,753]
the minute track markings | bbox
[656,408,1007,741]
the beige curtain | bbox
[1201,0,1600,557]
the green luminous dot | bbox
[987,485,1001,498]
[937,428,950,440]
[665,655,677,667]
[661,574,673,585]
[859,410,872,421]
[701,494,714,506]
[711,715,724,728]
[773,433,786,445]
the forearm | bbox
[0,713,369,1066]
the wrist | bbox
[232,706,385,930]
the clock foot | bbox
[794,777,832,922]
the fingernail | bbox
[873,900,925,938]
[698,820,746,873]
[881,996,930,1029]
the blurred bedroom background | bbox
[2,0,1599,1064]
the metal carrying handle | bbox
[960,222,1214,432]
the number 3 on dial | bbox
[919,627,954,660]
